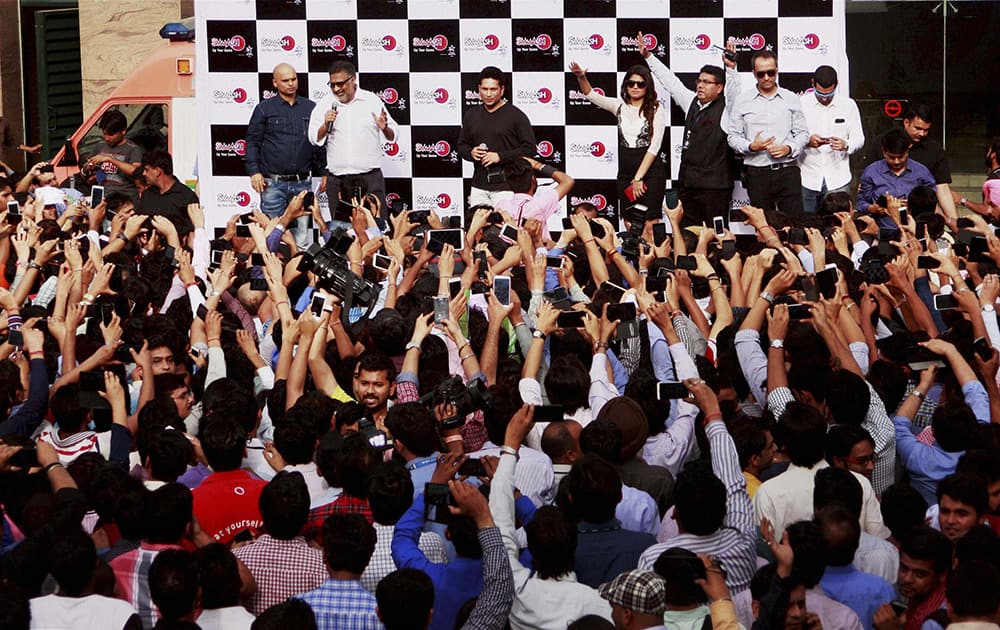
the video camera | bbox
[620,203,650,261]
[298,228,380,308]
[419,375,492,429]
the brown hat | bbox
[595,396,649,461]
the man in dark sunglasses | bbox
[727,50,809,215]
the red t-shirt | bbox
[192,470,267,544]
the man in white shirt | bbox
[798,66,864,214]
[308,60,398,218]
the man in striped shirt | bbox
[637,379,757,628]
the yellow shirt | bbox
[743,471,761,499]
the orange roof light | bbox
[176,58,192,75]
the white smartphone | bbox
[712,216,725,234]
[90,185,104,208]
[493,276,511,306]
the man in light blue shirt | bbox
[728,50,809,215]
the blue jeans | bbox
[802,182,850,214]
[261,178,311,246]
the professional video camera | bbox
[620,203,650,261]
[298,228,380,308]
[419,375,492,429]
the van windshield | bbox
[77,103,168,161]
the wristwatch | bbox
[960,197,968,207]
[983,304,996,313]
[760,291,775,305]
[532,329,546,340]
[405,341,422,352]
[770,339,785,349]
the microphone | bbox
[326,102,338,134]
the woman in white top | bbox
[570,61,668,213]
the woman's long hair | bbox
[620,64,659,126]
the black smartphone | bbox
[247,253,264,267]
[664,189,679,210]
[557,310,587,328]
[652,222,668,246]
[675,255,697,270]
[458,458,487,478]
[78,370,109,410]
[876,194,889,208]
[90,185,104,208]
[250,277,268,291]
[657,381,688,400]
[373,253,393,271]
[428,228,464,251]
[606,302,637,322]
[235,225,251,238]
[214,227,227,239]
[486,211,503,224]
[500,224,519,243]
[6,201,21,226]
[7,329,22,347]
[788,228,808,245]
[816,267,838,300]
[721,240,736,260]
[934,294,959,310]
[787,304,811,320]
[602,281,627,302]
[163,245,176,261]
[562,217,575,231]
[974,337,994,362]
[333,200,355,223]
[9,447,38,469]
[196,304,208,321]
[545,256,564,269]
[589,220,607,239]
[473,250,488,279]
[821,214,842,228]
[899,207,909,226]
[645,276,667,297]
[956,217,975,229]
[302,191,315,210]
[100,302,115,326]
[544,287,570,304]
[210,250,225,267]
[408,210,431,225]
[906,345,946,371]
[533,405,566,422]
[424,482,456,524]
[916,255,940,270]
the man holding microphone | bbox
[308,61,398,214]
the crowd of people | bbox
[0,32,999,630]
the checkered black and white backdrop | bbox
[195,0,847,229]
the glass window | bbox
[77,102,168,161]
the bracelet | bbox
[584,238,596,246]
[639,269,648,276]
[537,164,557,178]
[912,389,926,400]
[274,300,289,308]
[457,342,471,355]
[703,412,723,424]
[207,337,220,344]
[43,462,63,475]
[460,354,475,362]
[184,281,198,289]
[405,341,422,353]
[29,350,43,358]
[594,342,608,352]
[499,445,520,461]
[706,274,720,282]
[442,434,463,444]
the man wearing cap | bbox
[598,569,668,630]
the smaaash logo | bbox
[515,34,558,56]
[569,140,612,161]
[568,33,610,53]
[212,87,253,107]
[517,87,560,107]
[414,88,455,109]
[535,140,562,164]
[415,141,453,158]
[416,193,454,210]
[210,35,254,57]
[361,34,404,56]
[728,33,767,52]
[261,35,301,56]
[216,191,253,208]
[674,34,712,51]
[569,194,609,211]
[412,34,450,52]
[311,35,352,57]
[214,139,247,157]
[783,33,826,53]
[568,86,604,105]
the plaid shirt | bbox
[109,542,184,629]
[767,383,897,497]
[232,535,327,616]
[304,495,373,544]
[296,579,382,630]
[395,377,489,453]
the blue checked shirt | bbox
[296,579,383,630]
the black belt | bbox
[747,162,798,172]
[266,172,311,182]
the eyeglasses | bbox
[845,454,875,466]
[626,80,646,88]
[327,77,353,89]
[696,79,720,86]
[755,69,777,79]
[171,389,195,401]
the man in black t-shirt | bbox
[865,103,957,228]
[137,150,198,226]
[457,66,536,209]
